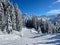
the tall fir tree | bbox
[14,4,23,31]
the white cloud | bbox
[53,0,60,4]
[56,0,60,2]
[49,0,60,8]
[46,9,60,15]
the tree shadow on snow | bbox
[33,34,60,45]
[35,38,60,45]
[30,34,47,38]
[47,34,60,40]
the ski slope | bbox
[0,27,60,45]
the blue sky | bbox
[10,0,60,16]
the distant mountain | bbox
[23,13,60,25]
[56,14,60,25]
[23,14,56,22]
[49,14,60,25]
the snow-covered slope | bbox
[0,27,60,45]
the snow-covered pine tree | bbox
[9,3,17,31]
[6,3,13,33]
[39,18,45,33]
[14,4,23,31]
[0,0,23,34]
[55,22,60,33]
[32,16,38,30]
[0,1,5,31]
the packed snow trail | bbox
[0,28,60,45]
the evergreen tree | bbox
[6,4,13,33]
[14,4,23,31]
[0,1,5,31]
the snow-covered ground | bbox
[0,27,60,45]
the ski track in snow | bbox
[0,28,60,45]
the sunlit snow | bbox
[0,27,60,45]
